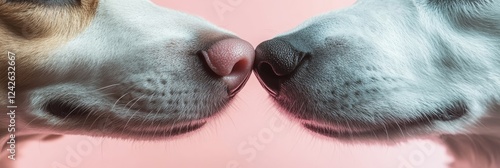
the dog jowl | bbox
[0,0,255,159]
[253,0,500,167]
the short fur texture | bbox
[254,0,500,167]
[0,0,247,167]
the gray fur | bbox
[257,0,500,167]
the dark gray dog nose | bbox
[253,38,309,96]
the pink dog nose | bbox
[200,38,255,96]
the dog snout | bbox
[199,38,255,96]
[253,38,309,96]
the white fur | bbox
[0,0,240,167]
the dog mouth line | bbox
[301,102,468,138]
[44,97,221,120]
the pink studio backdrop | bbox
[14,1,453,168]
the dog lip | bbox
[126,120,207,137]
[303,123,360,137]
[301,120,427,138]
[44,99,92,119]
[301,121,374,134]
[435,101,468,121]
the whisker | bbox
[138,109,154,140]
[151,107,163,137]
[24,116,42,128]
[93,83,121,92]
[120,109,140,137]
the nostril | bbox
[225,57,253,96]
[230,58,250,76]
[256,62,281,96]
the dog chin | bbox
[287,101,470,143]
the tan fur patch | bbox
[0,0,98,105]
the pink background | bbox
[14,0,453,168]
